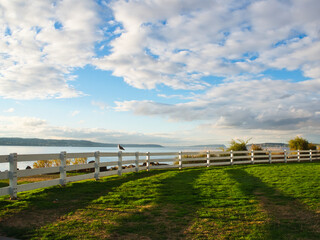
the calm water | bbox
[0,145,219,171]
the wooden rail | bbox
[0,149,319,199]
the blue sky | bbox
[0,0,320,146]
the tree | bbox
[288,136,312,150]
[227,139,250,151]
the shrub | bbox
[288,136,310,150]
[33,158,87,168]
[227,139,250,151]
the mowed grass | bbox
[0,162,320,239]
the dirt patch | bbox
[0,208,63,228]
[255,191,320,233]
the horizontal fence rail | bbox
[0,149,319,199]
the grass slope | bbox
[0,162,319,239]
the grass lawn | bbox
[0,162,319,239]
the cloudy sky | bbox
[0,0,320,146]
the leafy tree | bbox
[288,136,313,150]
[227,139,250,151]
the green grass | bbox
[0,162,320,239]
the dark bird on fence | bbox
[118,144,125,151]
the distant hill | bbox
[247,143,289,148]
[188,144,226,149]
[0,138,163,148]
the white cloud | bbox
[4,108,14,113]
[0,115,180,145]
[91,101,109,110]
[93,0,320,90]
[114,77,320,133]
[71,110,80,117]
[0,0,102,99]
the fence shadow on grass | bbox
[106,168,205,240]
[0,170,167,239]
[226,168,320,240]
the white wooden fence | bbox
[0,149,319,199]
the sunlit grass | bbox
[0,162,319,239]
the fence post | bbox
[310,149,312,162]
[206,151,210,167]
[60,151,67,186]
[269,151,272,164]
[251,150,254,164]
[230,150,233,165]
[94,151,100,180]
[284,149,287,163]
[146,152,150,171]
[118,151,122,176]
[135,152,139,172]
[179,151,182,169]
[9,153,18,200]
[297,150,300,162]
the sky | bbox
[0,0,320,146]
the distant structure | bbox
[118,144,125,151]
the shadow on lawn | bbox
[0,170,166,239]
[107,168,205,240]
[227,168,320,240]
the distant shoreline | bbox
[0,137,164,148]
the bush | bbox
[33,158,87,168]
[227,139,250,151]
[288,136,313,150]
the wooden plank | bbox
[287,159,298,162]
[233,156,250,160]
[0,186,10,196]
[121,152,136,157]
[253,155,269,159]
[300,154,311,157]
[99,152,118,157]
[151,165,178,169]
[0,155,8,163]
[151,158,176,163]
[300,158,311,161]
[17,166,60,177]
[184,163,207,168]
[66,173,95,183]
[99,161,118,167]
[233,151,250,154]
[66,152,94,158]
[66,163,95,172]
[233,161,251,165]
[0,171,9,180]
[17,153,61,162]
[180,151,203,155]
[255,160,270,163]
[100,170,117,177]
[149,152,178,156]
[299,150,311,153]
[122,168,136,174]
[211,162,231,166]
[122,160,136,165]
[182,158,206,162]
[17,179,60,192]
[211,156,230,160]
[271,159,284,163]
